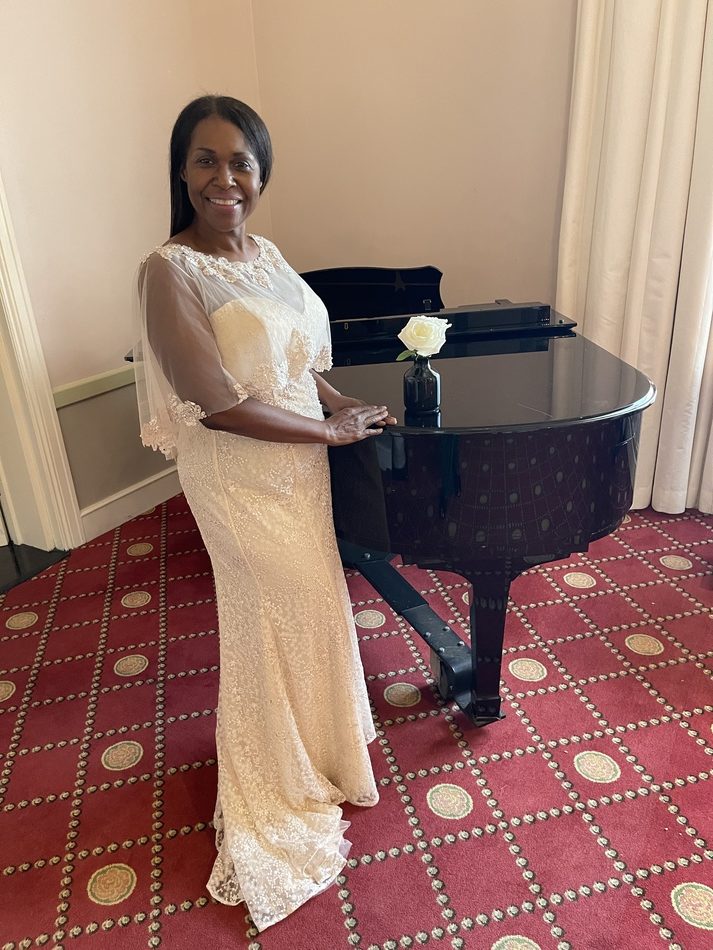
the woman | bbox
[134,95,395,931]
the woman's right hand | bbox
[323,405,391,445]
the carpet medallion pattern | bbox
[0,498,711,949]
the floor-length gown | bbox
[135,237,378,931]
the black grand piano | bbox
[303,266,656,728]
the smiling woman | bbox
[167,96,273,247]
[175,117,263,256]
[132,95,396,932]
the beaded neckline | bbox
[162,234,264,268]
[149,235,286,289]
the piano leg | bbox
[458,562,521,727]
[338,541,473,713]
[338,540,524,728]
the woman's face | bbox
[181,115,262,235]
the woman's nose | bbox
[215,165,235,188]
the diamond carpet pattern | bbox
[0,498,711,950]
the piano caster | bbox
[429,646,472,711]
[467,699,506,728]
[430,650,505,725]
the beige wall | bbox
[0,0,270,388]
[0,0,271,532]
[253,0,576,307]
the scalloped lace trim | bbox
[140,418,177,460]
[169,394,206,425]
[141,385,249,459]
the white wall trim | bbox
[0,169,84,550]
[80,466,180,542]
[53,365,135,409]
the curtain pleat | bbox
[556,0,713,513]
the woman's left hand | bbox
[327,393,397,425]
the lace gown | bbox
[135,237,378,931]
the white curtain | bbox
[556,0,713,513]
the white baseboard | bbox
[80,467,181,543]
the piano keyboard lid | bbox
[330,300,577,344]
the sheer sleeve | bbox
[133,250,247,459]
[303,279,332,373]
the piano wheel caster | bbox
[429,649,473,716]
[469,703,506,728]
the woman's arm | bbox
[203,396,390,446]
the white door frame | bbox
[0,168,84,551]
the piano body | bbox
[306,267,656,727]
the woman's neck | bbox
[172,224,259,262]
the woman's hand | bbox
[325,393,398,426]
[323,404,392,445]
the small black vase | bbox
[403,355,441,413]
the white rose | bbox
[397,315,452,357]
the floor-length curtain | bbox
[556,0,713,513]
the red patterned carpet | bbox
[0,496,711,950]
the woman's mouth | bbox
[207,197,241,207]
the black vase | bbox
[405,409,441,428]
[403,355,441,413]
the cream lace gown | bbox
[135,237,378,931]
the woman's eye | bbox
[233,161,251,171]
[197,158,213,165]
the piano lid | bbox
[324,332,656,434]
[301,265,445,318]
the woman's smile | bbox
[204,195,244,215]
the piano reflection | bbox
[305,268,656,727]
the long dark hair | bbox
[169,95,273,238]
